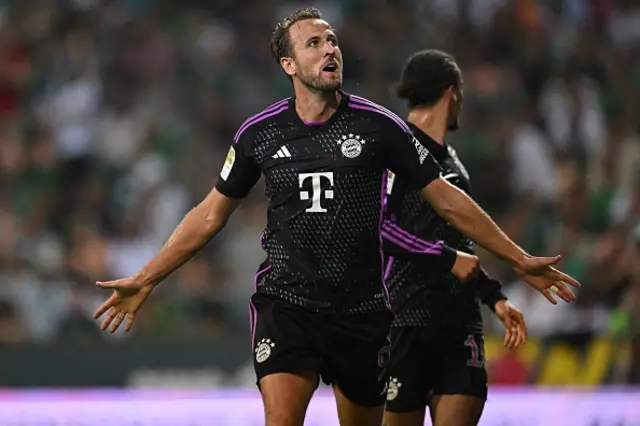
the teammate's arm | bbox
[475,268,529,349]
[93,131,261,332]
[476,267,507,311]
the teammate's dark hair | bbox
[270,7,323,64]
[394,50,462,109]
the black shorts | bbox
[385,326,488,413]
[249,293,393,408]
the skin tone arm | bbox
[92,188,240,332]
[421,178,527,264]
[420,177,580,304]
[135,188,238,287]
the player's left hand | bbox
[494,300,527,349]
[513,255,580,304]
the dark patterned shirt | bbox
[215,92,442,314]
[383,123,506,331]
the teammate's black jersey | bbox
[383,123,506,331]
[215,92,442,314]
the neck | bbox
[406,107,447,146]
[293,85,341,124]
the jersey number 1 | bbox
[464,334,484,368]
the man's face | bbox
[282,19,343,92]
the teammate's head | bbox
[270,7,343,93]
[394,50,463,131]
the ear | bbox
[447,85,458,103]
[280,57,296,78]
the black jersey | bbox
[383,123,506,331]
[215,92,442,314]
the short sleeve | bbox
[215,129,261,199]
[382,121,441,190]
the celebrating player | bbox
[93,9,578,426]
[382,49,530,426]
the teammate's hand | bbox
[494,300,527,349]
[513,255,580,304]
[451,251,480,282]
[92,277,154,333]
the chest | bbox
[250,115,389,213]
[255,116,388,186]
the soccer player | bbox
[382,50,529,426]
[92,8,579,426]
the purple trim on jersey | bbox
[383,256,395,281]
[303,120,326,126]
[348,96,412,133]
[378,170,391,308]
[233,99,290,143]
[233,98,289,140]
[381,229,444,255]
[347,103,410,135]
[254,265,272,293]
[250,264,272,348]
[382,220,445,252]
[248,302,256,348]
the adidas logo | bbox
[272,146,292,159]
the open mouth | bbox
[322,63,338,73]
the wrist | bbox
[441,245,458,273]
[511,252,531,270]
[136,270,159,288]
[487,293,508,312]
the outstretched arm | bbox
[421,178,527,265]
[420,177,580,303]
[94,126,262,332]
[380,118,579,304]
[92,189,241,332]
[136,188,239,287]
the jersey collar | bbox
[286,89,350,130]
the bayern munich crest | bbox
[337,134,365,159]
[386,377,403,401]
[255,338,275,363]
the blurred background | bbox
[0,0,639,409]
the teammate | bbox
[92,8,579,426]
[382,50,529,426]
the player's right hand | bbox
[92,277,154,333]
[513,255,580,304]
[451,251,480,282]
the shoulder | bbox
[345,94,412,135]
[233,97,291,145]
[446,144,459,159]
[446,144,470,180]
[446,144,465,167]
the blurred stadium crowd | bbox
[0,0,639,384]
